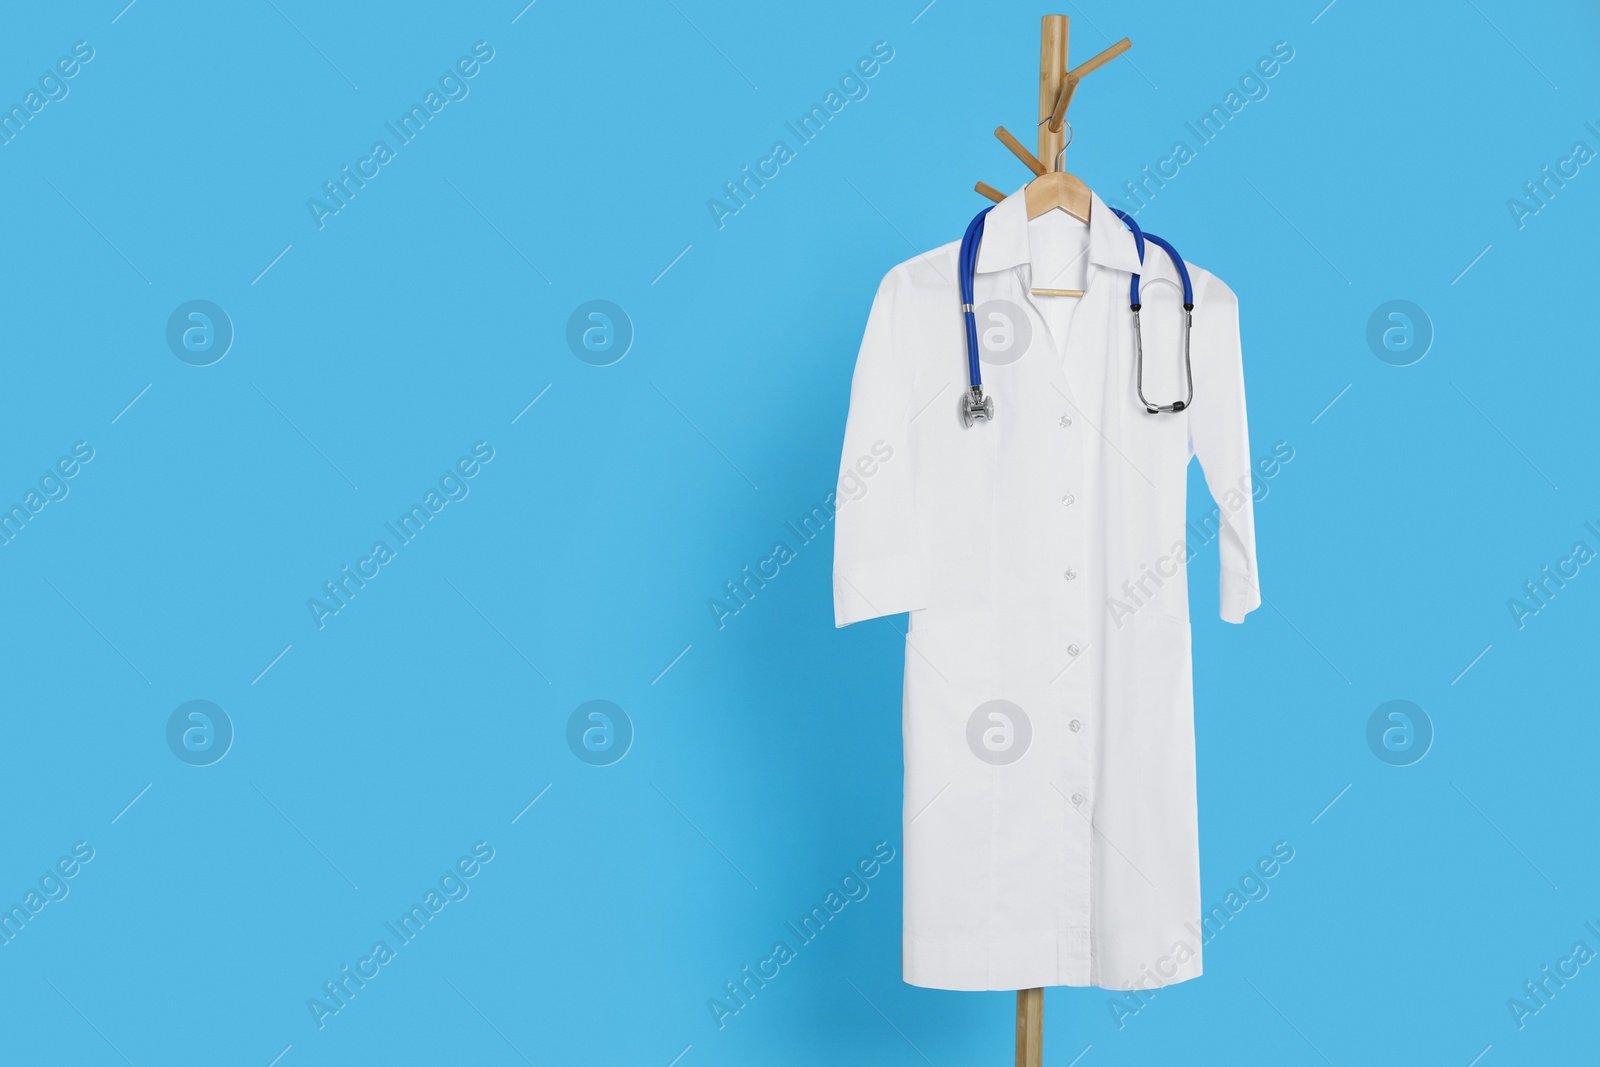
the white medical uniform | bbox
[833,187,1259,992]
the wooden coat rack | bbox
[983,22,1135,1067]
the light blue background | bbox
[1,1,1597,1064]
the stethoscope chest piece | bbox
[960,385,994,427]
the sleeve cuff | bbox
[1219,577,1261,624]
[834,558,924,627]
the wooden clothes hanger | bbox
[1020,134,1091,296]
[993,125,1091,222]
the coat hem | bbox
[902,933,1204,992]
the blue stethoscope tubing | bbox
[958,205,1195,424]
[957,208,994,423]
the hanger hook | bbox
[1053,121,1075,169]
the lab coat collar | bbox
[974,186,1144,277]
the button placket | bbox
[1044,266,1100,901]
[1045,272,1099,947]
[1058,395,1094,842]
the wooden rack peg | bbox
[995,125,1047,176]
[1047,38,1131,133]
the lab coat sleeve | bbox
[833,264,924,627]
[1189,274,1260,624]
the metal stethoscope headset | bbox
[957,192,1194,427]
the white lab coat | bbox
[833,187,1259,992]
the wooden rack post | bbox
[1015,986,1044,1067]
[1037,14,1070,174]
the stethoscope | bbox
[958,204,1195,426]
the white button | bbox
[1071,792,1085,805]
[1063,569,1077,580]
[1059,414,1073,428]
[1069,719,1082,732]
[1061,493,1075,506]
[1067,644,1080,656]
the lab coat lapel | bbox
[1073,194,1143,437]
